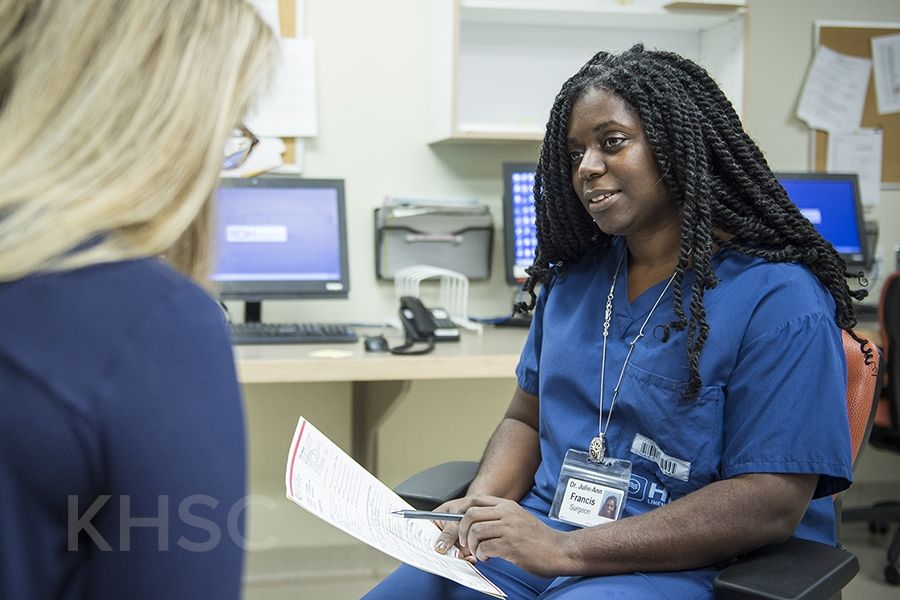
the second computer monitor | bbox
[503,163,538,286]
[502,167,869,280]
[211,176,350,306]
[776,172,869,268]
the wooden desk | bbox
[234,327,529,472]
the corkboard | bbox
[278,0,297,163]
[813,24,900,184]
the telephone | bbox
[392,296,460,355]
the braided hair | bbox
[518,44,869,398]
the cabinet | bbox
[425,0,746,143]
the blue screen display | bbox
[508,169,537,282]
[212,186,343,282]
[778,177,863,256]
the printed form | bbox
[285,417,506,598]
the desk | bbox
[234,325,882,473]
[234,327,529,472]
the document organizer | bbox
[374,202,493,280]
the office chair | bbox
[842,270,900,585]
[395,331,883,599]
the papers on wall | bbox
[285,418,506,599]
[246,38,318,138]
[827,128,883,206]
[871,33,900,115]
[797,46,871,132]
[249,0,282,36]
[221,137,286,178]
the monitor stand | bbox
[245,301,262,323]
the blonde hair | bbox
[0,0,277,283]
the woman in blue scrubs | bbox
[366,44,867,599]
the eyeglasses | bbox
[222,124,259,170]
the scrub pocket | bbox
[617,363,725,499]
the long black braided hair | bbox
[517,44,870,399]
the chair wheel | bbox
[886,563,900,586]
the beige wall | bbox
[243,0,900,550]
[745,0,900,300]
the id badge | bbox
[549,449,632,528]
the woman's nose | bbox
[577,148,606,181]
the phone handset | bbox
[400,296,437,341]
[391,296,438,355]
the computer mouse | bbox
[364,335,389,353]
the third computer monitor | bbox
[503,163,538,286]
[504,166,869,279]
[775,172,869,268]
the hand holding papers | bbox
[285,418,506,598]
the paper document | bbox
[285,418,506,598]
[797,46,871,132]
[872,33,900,115]
[247,38,318,137]
[826,128,883,206]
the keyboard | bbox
[229,322,358,345]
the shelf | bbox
[461,0,743,32]
[427,0,746,144]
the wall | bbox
[243,0,900,550]
[745,0,900,298]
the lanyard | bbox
[589,249,677,463]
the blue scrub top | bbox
[516,237,852,545]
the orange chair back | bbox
[876,271,899,431]
[842,330,882,469]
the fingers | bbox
[458,503,505,552]
[433,524,459,554]
[431,498,468,554]
[432,495,507,559]
[473,538,503,562]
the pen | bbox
[391,509,464,521]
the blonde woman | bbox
[0,1,275,598]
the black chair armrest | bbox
[714,537,859,599]
[394,461,479,510]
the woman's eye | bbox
[569,150,584,162]
[604,137,626,149]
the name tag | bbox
[549,449,631,529]
[630,434,691,482]
[556,477,622,527]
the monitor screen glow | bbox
[503,163,538,285]
[502,168,868,280]
[211,177,349,299]
[776,173,867,267]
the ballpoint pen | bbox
[390,509,464,521]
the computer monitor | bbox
[775,172,869,268]
[211,176,350,321]
[502,163,538,286]
[502,168,870,278]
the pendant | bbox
[588,434,607,463]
